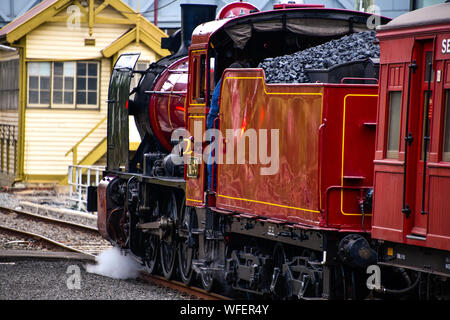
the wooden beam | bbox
[94,16,133,24]
[88,0,94,36]
[94,0,110,15]
[139,27,170,57]
[101,28,136,58]
[73,0,88,15]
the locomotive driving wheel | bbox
[200,238,216,292]
[144,234,159,274]
[178,205,197,285]
[160,191,179,280]
[143,196,162,274]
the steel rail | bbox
[0,224,96,258]
[0,205,98,232]
[0,205,109,256]
[140,273,231,300]
[0,205,229,300]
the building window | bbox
[53,62,74,107]
[28,62,51,106]
[443,90,450,162]
[28,61,99,109]
[386,91,402,159]
[0,59,19,110]
[76,61,98,106]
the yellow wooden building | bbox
[0,0,170,186]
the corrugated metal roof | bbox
[377,2,450,31]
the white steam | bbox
[86,247,142,280]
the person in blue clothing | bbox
[206,60,249,190]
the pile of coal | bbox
[258,31,379,83]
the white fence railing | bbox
[68,165,104,212]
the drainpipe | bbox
[154,0,158,26]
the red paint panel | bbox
[372,170,404,242]
[379,38,414,64]
[216,69,323,225]
[388,65,404,89]
[186,115,206,206]
[427,175,450,251]
[323,88,378,231]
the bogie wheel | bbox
[178,205,197,285]
[160,192,179,280]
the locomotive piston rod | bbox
[138,217,176,242]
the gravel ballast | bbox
[0,259,196,300]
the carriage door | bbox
[410,41,434,237]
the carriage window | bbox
[443,91,450,162]
[191,53,206,104]
[386,91,402,159]
[424,51,434,83]
[199,55,206,100]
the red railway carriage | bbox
[372,3,450,276]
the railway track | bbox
[0,205,111,257]
[0,204,230,300]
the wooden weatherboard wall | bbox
[0,0,170,183]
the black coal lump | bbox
[258,31,379,84]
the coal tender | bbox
[258,31,380,84]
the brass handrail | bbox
[65,116,107,165]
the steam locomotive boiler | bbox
[90,2,450,300]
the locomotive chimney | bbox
[176,3,217,56]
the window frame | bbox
[442,89,450,162]
[26,60,100,110]
[27,61,51,108]
[385,90,403,159]
[52,61,76,109]
[0,59,19,111]
[190,51,207,105]
[75,61,100,110]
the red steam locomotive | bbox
[90,2,450,299]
